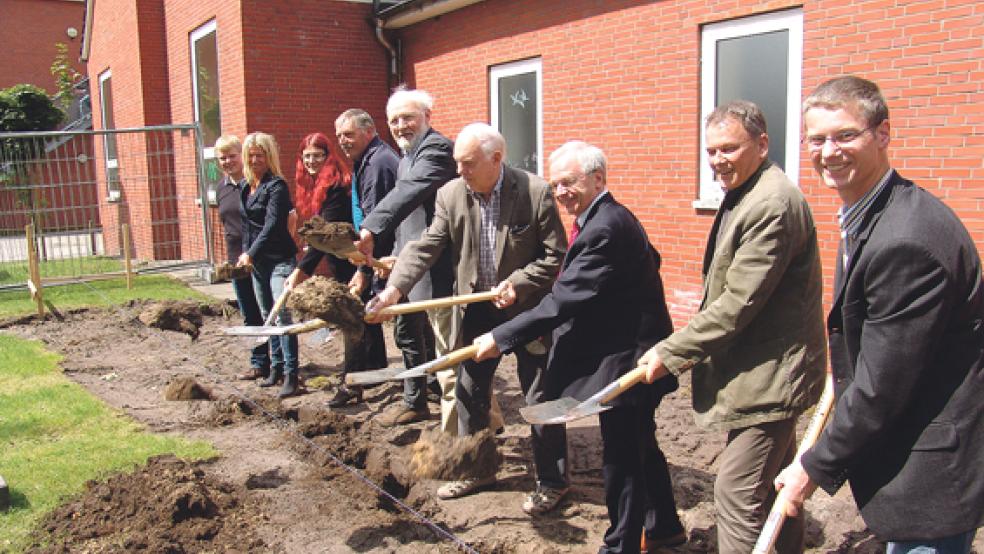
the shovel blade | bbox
[519,397,612,425]
[344,367,408,387]
[224,323,305,336]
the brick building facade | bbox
[83,0,982,323]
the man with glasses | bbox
[775,76,982,553]
[474,140,685,552]
[637,100,826,552]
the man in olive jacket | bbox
[638,100,826,553]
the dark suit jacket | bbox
[241,171,297,263]
[492,193,678,406]
[387,165,567,346]
[802,172,984,540]
[360,127,455,301]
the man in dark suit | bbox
[775,76,983,552]
[474,141,684,552]
[366,123,569,509]
[355,87,456,426]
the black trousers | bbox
[456,302,568,488]
[598,397,683,554]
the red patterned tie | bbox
[568,220,581,244]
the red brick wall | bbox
[394,0,984,324]
[0,0,86,93]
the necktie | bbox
[351,170,363,230]
[569,220,581,244]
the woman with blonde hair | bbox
[236,132,300,397]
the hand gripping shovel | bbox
[223,291,497,337]
[298,217,390,271]
[345,345,479,387]
[752,374,835,553]
[518,366,650,425]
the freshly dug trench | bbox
[409,428,501,482]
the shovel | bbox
[345,345,479,387]
[518,366,650,425]
[299,218,391,271]
[224,291,497,336]
[249,288,291,344]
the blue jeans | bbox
[887,530,976,554]
[232,275,270,370]
[251,259,298,375]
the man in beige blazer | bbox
[637,100,826,552]
[366,123,569,511]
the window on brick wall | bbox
[697,9,803,208]
[98,70,120,202]
[191,20,222,204]
[490,58,542,175]
[191,20,221,156]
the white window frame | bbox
[190,20,219,159]
[98,69,120,202]
[490,58,543,176]
[696,9,803,208]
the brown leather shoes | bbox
[641,530,687,552]
[377,404,430,427]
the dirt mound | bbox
[287,276,365,336]
[201,396,284,426]
[137,301,206,339]
[27,455,266,553]
[212,262,252,281]
[410,428,501,481]
[164,377,213,400]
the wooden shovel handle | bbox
[753,374,835,553]
[599,366,649,405]
[421,345,480,375]
[285,318,330,335]
[345,249,391,271]
[377,291,499,316]
[262,288,291,327]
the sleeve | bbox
[360,139,455,238]
[246,179,292,259]
[801,240,953,494]
[387,186,453,296]
[655,196,802,375]
[506,181,568,303]
[493,224,614,353]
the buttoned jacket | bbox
[802,172,984,540]
[388,165,566,346]
[654,163,827,431]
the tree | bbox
[50,42,83,114]
[0,83,64,133]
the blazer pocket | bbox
[912,421,958,451]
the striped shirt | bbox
[471,168,504,291]
[838,168,893,268]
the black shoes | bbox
[326,385,363,408]
[278,373,299,398]
[259,367,283,388]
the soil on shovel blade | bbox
[5,299,967,552]
[287,276,365,337]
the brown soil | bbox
[164,376,213,401]
[287,276,365,336]
[411,428,502,481]
[212,262,252,282]
[4,300,980,553]
[297,216,359,258]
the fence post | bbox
[121,223,133,290]
[25,223,45,317]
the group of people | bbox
[216,76,982,554]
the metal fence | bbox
[0,124,213,290]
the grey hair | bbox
[457,122,506,159]
[549,140,607,177]
[336,109,375,131]
[386,85,434,115]
[803,75,889,128]
[706,99,767,138]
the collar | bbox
[575,189,609,229]
[355,135,383,168]
[467,165,504,201]
[837,168,893,238]
[721,160,770,209]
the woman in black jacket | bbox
[237,132,300,397]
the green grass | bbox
[0,335,216,552]
[0,274,214,319]
[0,256,125,287]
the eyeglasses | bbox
[549,171,591,192]
[803,125,877,151]
[302,152,326,161]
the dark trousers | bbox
[393,310,430,409]
[599,399,683,554]
[341,280,388,376]
[456,303,568,488]
[232,275,270,370]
